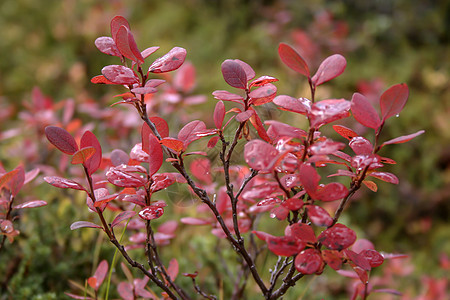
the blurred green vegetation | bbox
[0,0,449,299]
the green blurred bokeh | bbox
[0,0,449,298]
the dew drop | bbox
[395,114,400,118]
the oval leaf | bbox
[214,101,225,129]
[45,126,78,155]
[149,47,187,73]
[81,131,102,175]
[221,60,248,89]
[70,221,102,230]
[351,93,381,129]
[102,65,138,85]
[380,83,409,121]
[311,54,346,86]
[295,248,323,274]
[382,130,425,146]
[307,205,333,227]
[244,140,278,172]
[71,147,96,165]
[111,211,136,228]
[139,206,164,220]
[318,223,357,251]
[44,176,86,191]
[95,37,121,57]
[13,200,47,209]
[148,134,163,176]
[278,43,310,77]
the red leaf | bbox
[13,200,47,209]
[266,120,307,141]
[351,93,381,129]
[380,83,409,121]
[273,95,311,115]
[174,62,196,93]
[249,84,277,106]
[95,37,121,57]
[368,172,399,184]
[267,235,305,256]
[111,211,136,228]
[307,205,333,227]
[360,249,384,268]
[71,147,96,165]
[295,249,323,274]
[344,249,371,271]
[299,164,320,197]
[190,158,212,184]
[235,59,255,81]
[141,46,160,59]
[80,131,102,175]
[160,138,184,153]
[44,176,86,191]
[110,149,129,166]
[91,260,108,291]
[131,87,157,95]
[117,282,134,300]
[236,110,254,122]
[110,16,130,41]
[212,90,244,103]
[249,76,279,88]
[178,120,206,145]
[115,25,141,63]
[150,173,177,192]
[149,116,170,138]
[148,134,163,176]
[149,47,187,73]
[45,126,78,155]
[382,130,425,146]
[6,166,25,197]
[207,136,220,148]
[105,166,147,188]
[214,101,225,129]
[309,99,351,128]
[349,137,373,155]
[278,43,310,77]
[180,217,211,225]
[249,110,272,142]
[318,223,357,251]
[221,59,248,89]
[244,140,279,172]
[363,180,377,192]
[70,221,102,230]
[311,54,346,86]
[333,125,358,140]
[101,65,138,85]
[91,75,115,84]
[285,223,316,244]
[167,258,179,281]
[139,206,164,220]
[322,250,343,270]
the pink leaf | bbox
[7,166,25,197]
[190,158,212,184]
[273,95,311,115]
[131,87,157,95]
[45,126,78,155]
[167,258,179,281]
[380,83,409,121]
[101,65,138,85]
[147,134,163,176]
[351,93,381,129]
[249,83,277,106]
[278,43,310,77]
[110,16,130,41]
[115,25,143,63]
[139,206,164,220]
[149,116,169,138]
[318,223,357,251]
[178,120,206,146]
[110,149,129,166]
[92,260,108,291]
[249,75,279,88]
[344,249,371,271]
[70,221,102,230]
[174,62,196,93]
[111,211,136,228]
[117,282,134,300]
[244,140,279,172]
[235,59,255,81]
[295,249,323,274]
[382,130,425,146]
[149,47,187,73]
[13,200,47,209]
[180,217,211,225]
[311,54,346,86]
[105,166,147,188]
[71,147,96,165]
[299,164,320,197]
[44,176,86,191]
[141,46,160,59]
[368,172,399,184]
[285,223,316,244]
[309,99,351,128]
[24,168,40,185]
[307,205,333,227]
[315,182,348,201]
[349,137,373,155]
[80,131,102,175]
[236,110,254,122]
[95,37,121,57]
[221,60,248,89]
[214,100,225,129]
[212,90,244,103]
[360,249,384,268]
